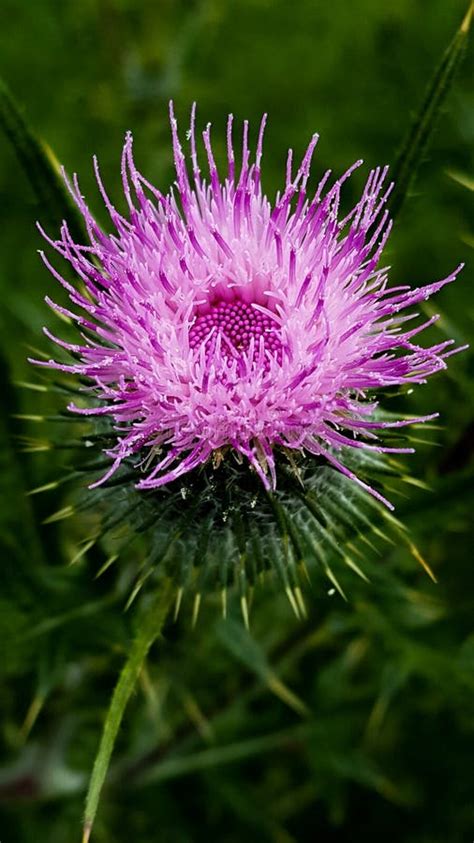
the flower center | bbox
[189,299,282,363]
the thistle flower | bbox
[33,104,462,611]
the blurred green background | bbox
[0,1,473,841]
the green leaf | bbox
[217,618,310,717]
[140,723,309,784]
[82,581,174,843]
[0,76,86,239]
[447,168,474,191]
[390,2,473,219]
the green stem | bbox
[390,2,472,220]
[0,76,86,240]
[82,581,173,843]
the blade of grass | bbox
[139,723,309,785]
[217,618,310,717]
[82,581,173,843]
[390,2,473,219]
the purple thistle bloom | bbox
[35,104,462,509]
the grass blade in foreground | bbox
[0,76,86,239]
[390,2,473,219]
[82,581,173,843]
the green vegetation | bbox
[0,2,473,841]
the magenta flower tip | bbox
[37,106,462,501]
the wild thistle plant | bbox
[31,105,462,618]
[0,8,468,839]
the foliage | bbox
[0,2,473,842]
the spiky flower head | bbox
[33,104,461,612]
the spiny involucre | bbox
[34,103,462,508]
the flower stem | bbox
[0,75,87,241]
[82,580,173,843]
[390,1,472,220]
